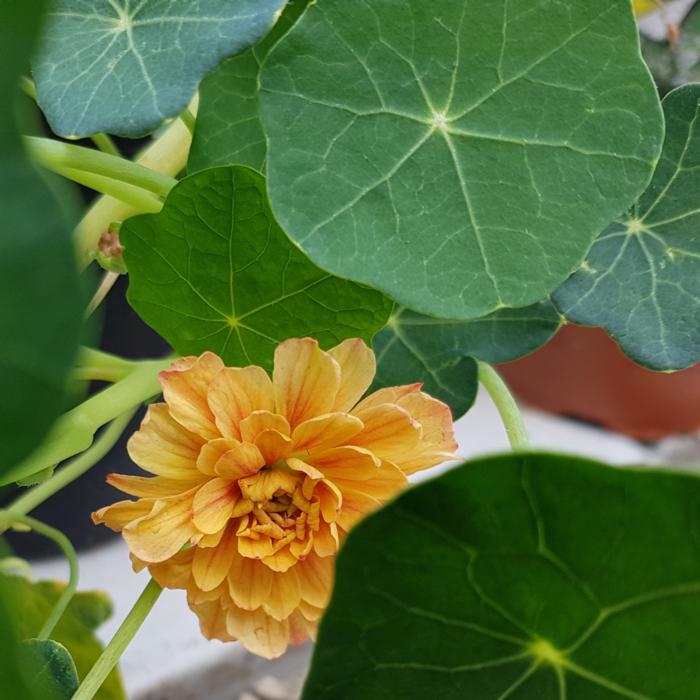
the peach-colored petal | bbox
[264,567,302,621]
[239,410,291,443]
[192,525,237,591]
[312,521,340,557]
[351,403,422,460]
[92,499,153,531]
[288,610,316,644]
[273,338,341,426]
[290,413,363,453]
[159,352,224,440]
[261,545,298,573]
[146,548,195,589]
[192,478,237,534]
[353,383,421,413]
[297,554,333,608]
[194,599,231,642]
[315,479,343,522]
[394,391,459,474]
[336,460,407,501]
[127,404,204,478]
[285,457,324,480]
[215,442,265,480]
[106,473,203,498]
[207,366,275,439]
[311,445,380,481]
[336,487,382,531]
[238,469,297,504]
[225,606,290,659]
[123,490,197,562]
[195,438,240,475]
[328,338,376,412]
[254,429,292,464]
[228,553,273,610]
[298,599,324,623]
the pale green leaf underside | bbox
[32,0,286,138]
[304,453,700,699]
[260,0,663,320]
[189,0,310,173]
[122,165,392,370]
[372,302,560,418]
[554,85,700,370]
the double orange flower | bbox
[94,338,457,658]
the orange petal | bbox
[225,606,290,659]
[147,548,195,589]
[239,410,291,443]
[196,437,240,475]
[192,478,236,534]
[351,403,422,461]
[297,553,334,608]
[339,459,407,501]
[328,338,376,412]
[92,498,153,531]
[288,610,317,645]
[395,391,458,474]
[207,366,275,439]
[261,545,298,573]
[311,445,380,480]
[273,338,341,426]
[353,383,421,413]
[336,487,382,531]
[127,403,204,478]
[286,457,324,480]
[159,352,224,440]
[254,429,292,464]
[192,525,238,591]
[123,490,197,562]
[291,413,363,453]
[316,480,343,522]
[107,473,203,498]
[264,567,302,621]
[228,553,273,611]
[193,599,232,642]
[215,442,265,480]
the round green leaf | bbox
[304,453,700,699]
[19,639,80,700]
[189,0,311,173]
[554,85,700,370]
[122,165,392,369]
[260,0,663,320]
[0,0,83,476]
[32,0,287,138]
[373,302,560,418]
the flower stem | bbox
[477,362,529,450]
[7,410,137,518]
[72,578,162,700]
[90,133,120,157]
[24,136,177,198]
[0,512,79,641]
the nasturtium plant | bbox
[555,85,700,370]
[3,0,700,697]
[259,0,663,320]
[122,165,392,369]
[304,453,700,699]
[32,0,287,138]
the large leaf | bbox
[122,165,392,369]
[259,0,663,320]
[0,0,83,476]
[554,85,700,370]
[304,452,700,699]
[18,639,80,700]
[189,0,310,173]
[0,573,124,700]
[373,302,561,419]
[32,0,287,138]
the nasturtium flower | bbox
[94,338,457,658]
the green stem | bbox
[0,513,79,640]
[7,410,137,518]
[72,347,137,383]
[0,357,173,486]
[24,136,177,198]
[90,133,121,157]
[179,107,196,135]
[477,362,529,450]
[72,579,162,700]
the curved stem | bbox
[72,578,162,700]
[90,133,120,157]
[477,362,529,450]
[24,136,177,198]
[0,513,79,641]
[7,410,137,518]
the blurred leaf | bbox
[189,0,310,172]
[0,0,83,478]
[554,85,700,370]
[0,574,125,700]
[304,453,700,699]
[373,302,560,418]
[260,0,663,320]
[32,0,287,138]
[18,639,79,700]
[122,165,392,370]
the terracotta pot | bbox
[497,324,700,441]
